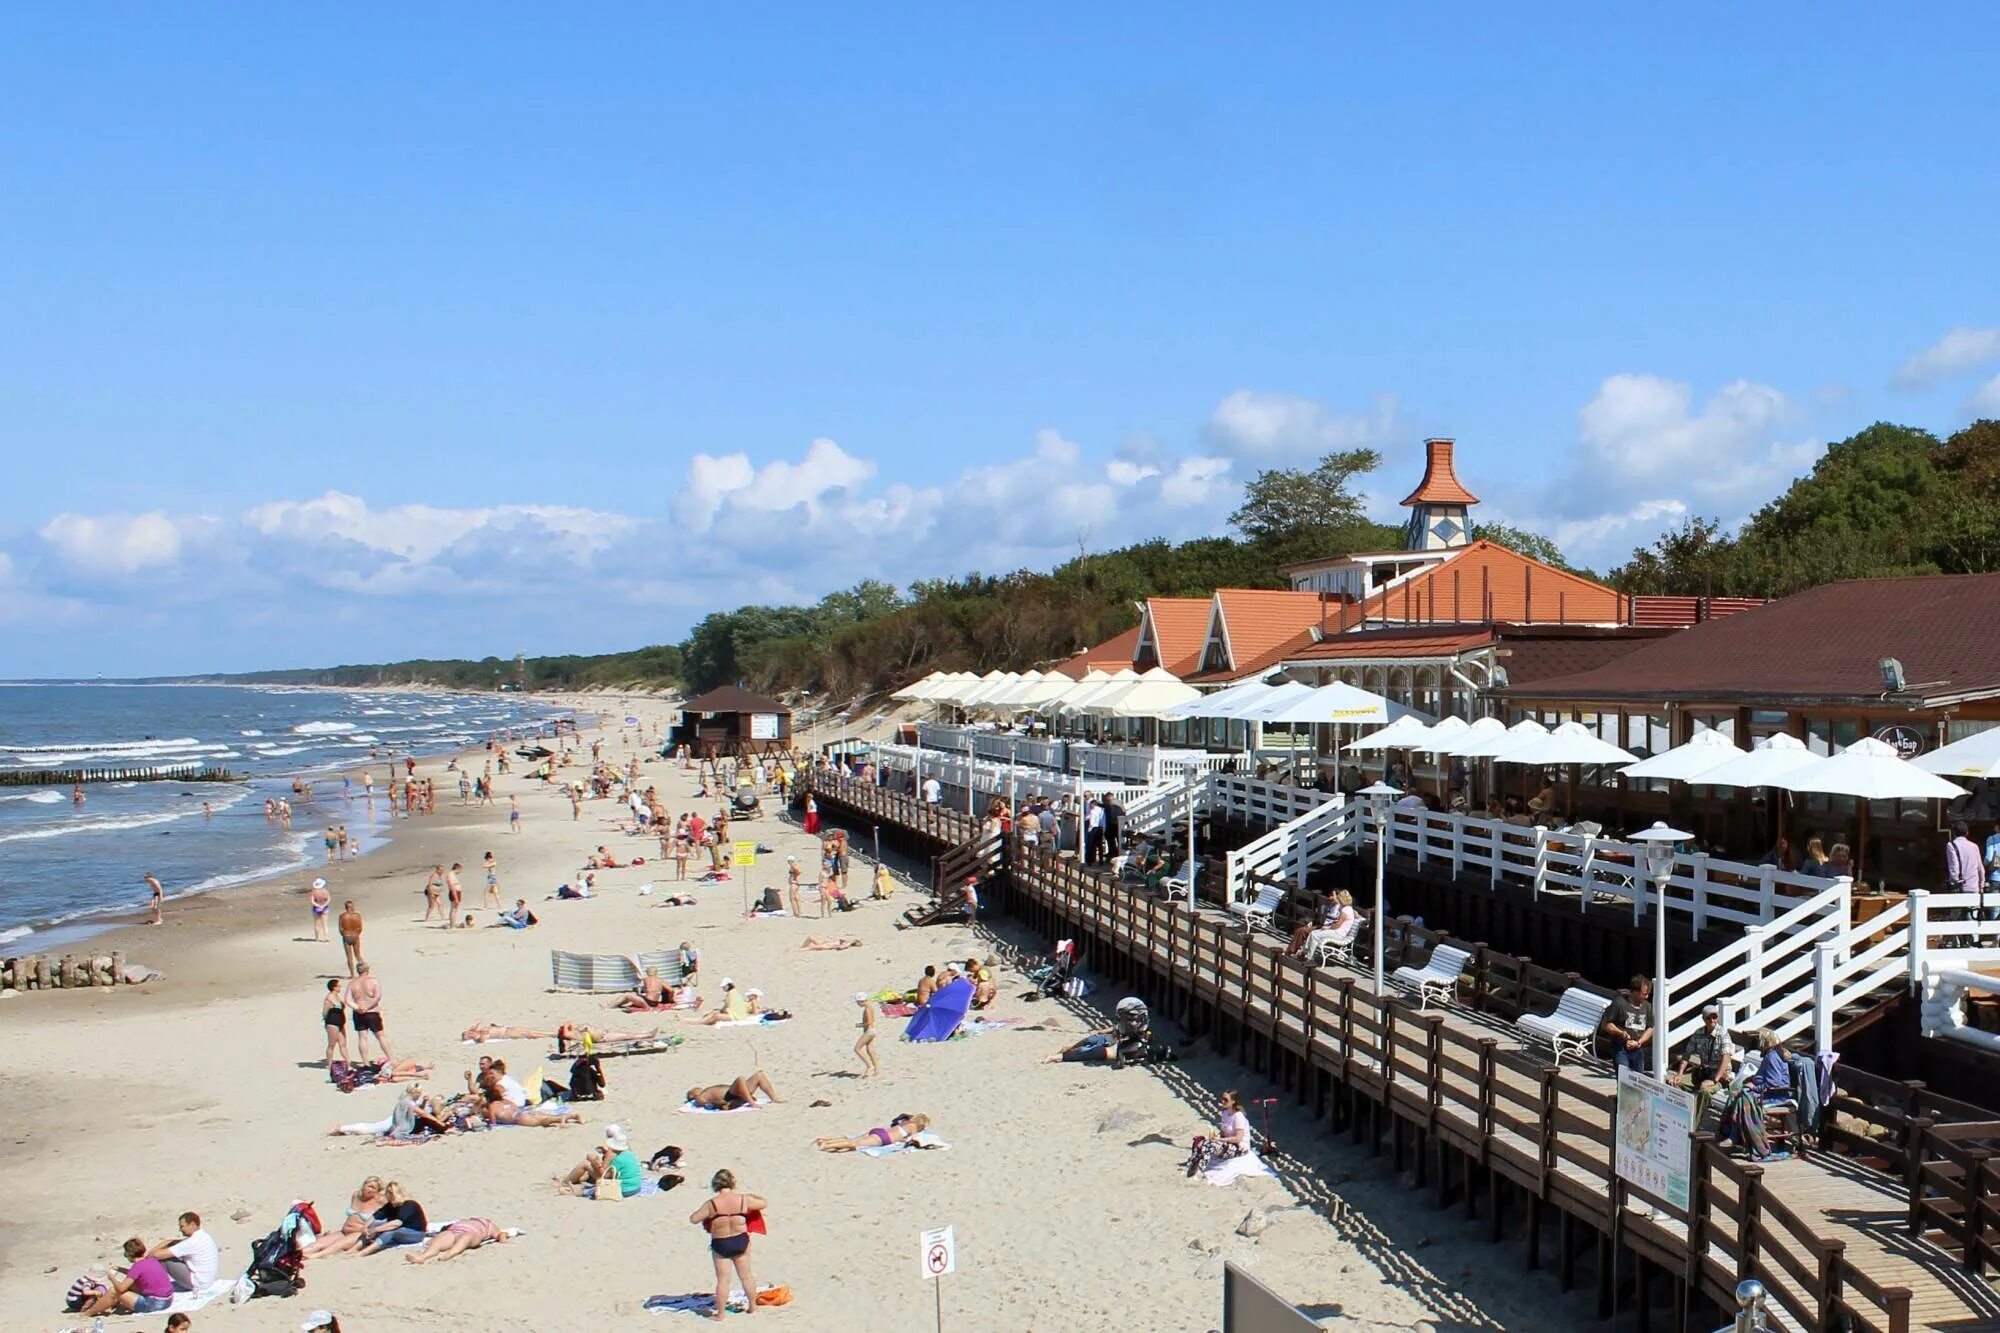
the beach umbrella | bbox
[1056,667,1139,713]
[948,670,1011,708]
[1694,734,1819,789]
[1345,714,1437,752]
[1431,716,1508,755]
[1102,669,1201,719]
[1769,737,1964,879]
[1619,729,1747,782]
[1160,678,1297,721]
[1494,720,1638,769]
[1408,716,1470,752]
[1444,718,1549,759]
[1240,680,1404,726]
[961,672,1026,711]
[1915,727,2000,781]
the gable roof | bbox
[1502,574,2000,707]
[1051,624,1142,679]
[1137,597,1212,676]
[681,685,790,715]
[1401,438,1480,506]
[1326,541,1624,629]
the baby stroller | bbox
[1025,940,1084,997]
[731,785,762,819]
[234,1200,321,1301]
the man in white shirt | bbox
[150,1210,219,1291]
[1084,798,1106,864]
[922,776,942,805]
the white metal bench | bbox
[1390,943,1470,1011]
[1307,920,1364,968]
[1229,883,1286,934]
[1162,857,1202,899]
[1518,987,1616,1067]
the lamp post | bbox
[1632,820,1693,1079]
[1356,782,1401,994]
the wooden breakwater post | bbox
[1,950,126,990]
[0,764,238,787]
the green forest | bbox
[215,417,1999,700]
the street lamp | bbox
[1630,820,1693,1078]
[1356,781,1401,994]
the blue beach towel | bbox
[905,977,973,1042]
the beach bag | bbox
[594,1173,623,1203]
[755,1286,792,1307]
[328,1060,360,1092]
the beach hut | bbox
[669,686,793,758]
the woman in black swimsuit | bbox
[689,1169,767,1319]
[323,978,351,1067]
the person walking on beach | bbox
[324,825,338,865]
[323,978,351,1067]
[339,901,365,975]
[347,962,393,1064]
[309,878,332,941]
[144,873,164,926]
[445,863,464,927]
[689,1169,767,1321]
[853,992,880,1077]
[509,795,521,833]
[483,851,501,908]
[421,865,444,923]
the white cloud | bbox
[1895,326,2000,388]
[1203,389,1401,458]
[1546,499,1690,552]
[1968,371,2000,417]
[38,510,188,576]
[674,437,876,533]
[1572,373,1820,509]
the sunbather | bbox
[305,1177,388,1258]
[609,966,684,1012]
[404,1216,510,1263]
[484,1091,583,1127]
[800,936,863,950]
[461,1022,556,1043]
[686,1070,781,1109]
[682,978,752,1025]
[816,1113,930,1152]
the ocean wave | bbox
[0,790,66,804]
[361,708,393,715]
[0,925,32,945]
[256,744,311,756]
[240,729,264,737]
[1,735,201,754]
[3,744,234,767]
[292,721,356,735]
[0,808,192,845]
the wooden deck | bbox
[814,772,2000,1332]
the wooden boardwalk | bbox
[816,772,2000,1333]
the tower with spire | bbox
[1400,437,1478,552]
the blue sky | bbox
[3,7,1998,676]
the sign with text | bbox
[920,1224,956,1280]
[749,713,780,740]
[1614,1067,1694,1210]
[732,840,757,868]
[1873,724,1925,758]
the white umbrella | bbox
[1163,679,1300,721]
[1447,718,1549,759]
[1103,669,1201,719]
[1619,729,1746,782]
[1695,734,1819,789]
[1432,716,1508,755]
[1495,720,1638,769]
[1008,670,1077,713]
[954,671,1018,709]
[1915,727,2000,780]
[1241,680,1402,726]
[1409,715,1470,752]
[1345,714,1437,752]
[1770,737,1964,801]
[1057,667,1139,713]
[1771,737,1963,879]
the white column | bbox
[1813,942,1838,1053]
[1907,889,1931,995]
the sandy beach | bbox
[0,697,1597,1331]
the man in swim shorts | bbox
[685,1071,781,1109]
[338,901,365,975]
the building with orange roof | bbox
[1132,596,1213,676]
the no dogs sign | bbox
[920,1224,956,1279]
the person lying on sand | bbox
[460,1022,658,1046]
[481,1080,582,1127]
[801,936,863,950]
[404,1216,510,1263]
[816,1113,930,1153]
[556,1022,663,1053]
[685,1071,781,1109]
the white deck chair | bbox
[1229,883,1286,935]
[1390,943,1470,1012]
[1518,987,1616,1067]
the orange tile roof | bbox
[1139,597,1212,676]
[1400,438,1480,506]
[1050,624,1141,679]
[1331,541,1623,627]
[1211,589,1332,671]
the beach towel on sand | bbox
[904,977,973,1042]
[644,1284,782,1315]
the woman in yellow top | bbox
[872,864,894,899]
[683,978,754,1026]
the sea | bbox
[0,683,571,948]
